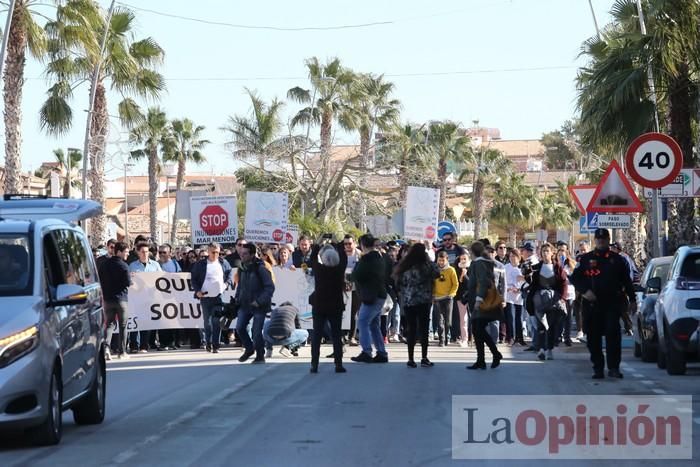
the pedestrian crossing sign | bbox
[587,160,644,213]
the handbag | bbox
[476,281,504,321]
[381,295,394,316]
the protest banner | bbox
[404,186,440,241]
[123,270,351,332]
[244,191,289,243]
[190,195,238,245]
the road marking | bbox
[107,360,241,371]
[652,388,667,394]
[640,380,655,386]
[631,373,644,378]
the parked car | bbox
[655,245,700,375]
[632,256,672,362]
[0,196,105,445]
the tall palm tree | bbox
[459,147,511,239]
[428,121,470,220]
[129,107,169,243]
[41,5,165,244]
[221,88,284,170]
[538,191,578,233]
[576,0,700,251]
[2,0,53,193]
[163,118,209,244]
[52,148,82,197]
[490,173,540,246]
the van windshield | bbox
[0,235,32,296]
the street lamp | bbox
[123,162,135,244]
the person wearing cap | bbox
[519,241,539,352]
[571,228,636,379]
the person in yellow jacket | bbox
[433,250,459,346]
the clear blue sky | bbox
[12,0,612,179]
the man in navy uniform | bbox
[571,228,636,379]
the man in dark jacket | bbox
[263,303,308,358]
[98,241,131,359]
[350,234,388,363]
[235,243,275,363]
[436,231,465,264]
[292,235,313,269]
[191,242,233,353]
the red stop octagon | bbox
[200,205,228,236]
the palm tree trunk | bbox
[399,149,409,207]
[473,178,484,240]
[89,83,109,245]
[359,128,370,228]
[319,110,332,156]
[148,146,159,243]
[2,0,27,195]
[508,226,517,247]
[170,157,185,245]
[438,155,447,220]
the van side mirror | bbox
[646,277,662,294]
[51,284,88,307]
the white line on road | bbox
[631,373,644,378]
[652,388,667,394]
[640,380,655,385]
[107,360,242,371]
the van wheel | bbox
[656,336,667,369]
[29,370,62,446]
[640,337,657,363]
[73,352,106,425]
[664,328,687,376]
[633,341,642,358]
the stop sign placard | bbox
[200,205,228,236]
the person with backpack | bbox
[234,243,275,363]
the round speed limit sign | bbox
[625,132,683,189]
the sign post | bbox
[625,132,683,257]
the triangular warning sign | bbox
[568,185,597,215]
[587,160,644,213]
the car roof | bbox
[0,197,102,223]
[650,256,673,265]
[0,219,31,233]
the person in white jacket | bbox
[505,248,526,346]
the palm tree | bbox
[287,57,355,155]
[129,107,169,243]
[164,118,209,244]
[490,173,540,246]
[459,147,511,239]
[40,5,165,244]
[2,0,55,193]
[221,88,284,170]
[538,191,578,233]
[52,148,82,197]
[427,121,470,220]
[576,0,700,251]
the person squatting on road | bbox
[309,240,348,373]
[234,243,276,364]
[263,302,308,359]
[191,242,233,354]
[571,228,636,379]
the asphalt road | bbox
[1,339,698,466]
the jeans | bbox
[528,315,540,348]
[311,311,344,368]
[433,298,453,345]
[105,300,128,355]
[388,301,401,337]
[503,304,514,342]
[200,296,223,349]
[236,308,266,358]
[507,303,524,342]
[404,303,431,362]
[357,297,387,356]
[559,299,574,341]
[348,291,360,340]
[536,309,562,351]
[129,330,152,351]
[456,301,469,342]
[263,322,309,350]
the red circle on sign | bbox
[272,229,284,242]
[425,226,436,240]
[200,205,228,236]
[625,132,683,189]
[284,232,293,244]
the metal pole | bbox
[166,175,170,243]
[635,0,663,257]
[0,0,17,83]
[301,87,318,218]
[587,0,602,41]
[123,163,132,244]
[65,150,71,198]
[82,0,117,199]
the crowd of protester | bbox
[93,230,635,375]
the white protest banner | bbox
[404,186,440,241]
[190,195,238,245]
[244,191,289,243]
[284,224,299,245]
[271,268,352,330]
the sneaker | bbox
[608,369,624,379]
[117,352,129,360]
[576,331,584,340]
[251,357,265,364]
[265,348,273,359]
[420,358,434,368]
[351,352,374,363]
[335,366,347,373]
[238,349,254,363]
[212,348,219,354]
[205,344,212,353]
[592,371,605,379]
[372,353,389,363]
[279,347,292,358]
[139,349,148,354]
[105,349,111,361]
[389,336,401,343]
[546,350,554,360]
[290,347,299,357]
[348,338,359,347]
[407,361,417,368]
[537,349,546,361]
[578,334,587,344]
[564,339,573,347]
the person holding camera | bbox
[235,243,276,363]
[191,242,233,354]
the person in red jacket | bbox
[526,242,568,361]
